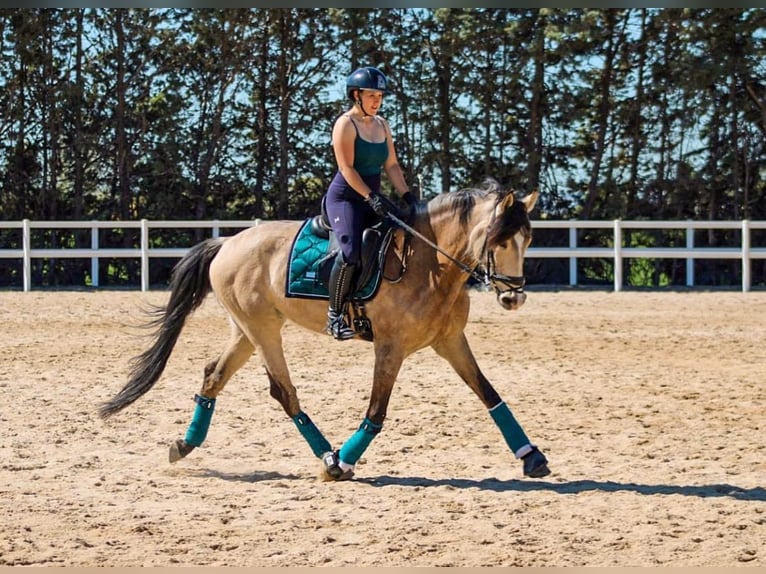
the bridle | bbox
[385,200,527,297]
[474,205,527,297]
[483,249,527,296]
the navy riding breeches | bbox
[324,172,381,265]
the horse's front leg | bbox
[321,341,404,481]
[431,332,550,478]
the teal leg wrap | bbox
[292,411,332,457]
[489,401,530,455]
[184,394,216,447]
[338,418,382,465]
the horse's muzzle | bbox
[490,273,527,310]
[497,289,526,310]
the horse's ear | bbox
[498,190,515,213]
[522,190,539,214]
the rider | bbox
[323,66,418,340]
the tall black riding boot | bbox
[326,255,357,340]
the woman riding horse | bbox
[323,66,418,340]
[99,179,549,480]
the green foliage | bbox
[0,8,764,288]
[625,231,671,287]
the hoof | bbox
[522,446,550,478]
[318,451,355,482]
[169,438,195,463]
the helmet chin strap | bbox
[355,92,372,118]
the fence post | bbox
[91,223,99,287]
[685,223,694,287]
[742,220,751,293]
[613,220,622,292]
[22,219,31,292]
[141,219,149,292]
[569,225,577,286]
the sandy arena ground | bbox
[0,288,764,566]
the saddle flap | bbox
[355,227,385,290]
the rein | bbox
[385,210,526,295]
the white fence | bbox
[531,219,766,292]
[1,219,764,292]
[0,219,258,292]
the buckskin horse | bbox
[99,177,550,480]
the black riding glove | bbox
[401,191,419,207]
[366,192,393,218]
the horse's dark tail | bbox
[99,238,225,419]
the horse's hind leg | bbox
[431,332,550,478]
[169,328,254,463]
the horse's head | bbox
[423,180,538,310]
[481,188,539,311]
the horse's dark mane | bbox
[486,191,532,249]
[431,178,530,246]
[431,177,503,226]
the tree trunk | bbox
[581,10,619,220]
[114,9,131,221]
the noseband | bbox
[479,250,526,297]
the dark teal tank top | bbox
[349,117,389,176]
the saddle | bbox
[285,199,409,341]
[286,199,409,340]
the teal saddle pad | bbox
[285,218,381,300]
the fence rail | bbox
[530,219,766,292]
[1,218,764,292]
[0,219,258,292]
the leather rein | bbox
[385,206,526,297]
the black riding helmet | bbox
[346,66,390,101]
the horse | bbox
[99,177,550,481]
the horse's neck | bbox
[426,198,493,266]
